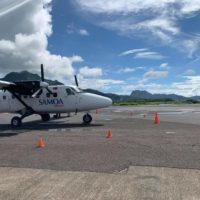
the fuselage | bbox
[0,85,112,114]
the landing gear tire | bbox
[83,114,92,124]
[41,114,50,122]
[11,116,22,128]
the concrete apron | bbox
[0,166,200,200]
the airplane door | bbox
[64,88,77,112]
[0,92,10,112]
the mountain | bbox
[130,90,187,101]
[1,71,63,85]
[1,71,200,102]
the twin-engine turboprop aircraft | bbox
[0,64,112,127]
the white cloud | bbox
[118,67,135,73]
[136,66,146,70]
[119,48,165,59]
[184,69,196,76]
[0,0,86,83]
[67,23,90,36]
[74,0,200,57]
[143,70,168,81]
[78,29,89,36]
[119,76,200,97]
[119,48,147,56]
[137,18,180,36]
[134,51,165,60]
[160,63,170,69]
[79,66,103,78]
[77,77,124,90]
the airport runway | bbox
[1,105,200,199]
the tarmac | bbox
[0,105,200,199]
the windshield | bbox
[70,86,83,93]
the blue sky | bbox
[0,0,200,96]
[48,0,200,96]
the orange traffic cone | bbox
[154,112,159,124]
[37,137,45,148]
[107,129,112,138]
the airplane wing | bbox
[0,80,16,89]
[0,80,42,95]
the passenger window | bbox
[53,93,57,98]
[46,93,50,98]
[3,96,6,100]
[66,88,74,95]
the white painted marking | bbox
[166,131,176,134]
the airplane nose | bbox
[78,93,113,110]
[101,96,113,107]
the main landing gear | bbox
[11,109,34,128]
[40,114,50,122]
[83,113,92,124]
[11,113,51,128]
[11,116,22,127]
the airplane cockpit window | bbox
[46,93,50,98]
[53,93,57,98]
[66,88,75,95]
[70,86,82,93]
[70,87,77,93]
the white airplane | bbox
[0,64,112,127]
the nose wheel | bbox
[83,113,92,124]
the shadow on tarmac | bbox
[0,119,104,137]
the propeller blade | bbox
[32,89,43,98]
[74,75,78,87]
[41,64,44,82]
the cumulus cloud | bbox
[0,0,84,83]
[79,66,103,78]
[74,0,200,57]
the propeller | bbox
[74,75,79,87]
[41,64,44,82]
[32,64,54,97]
